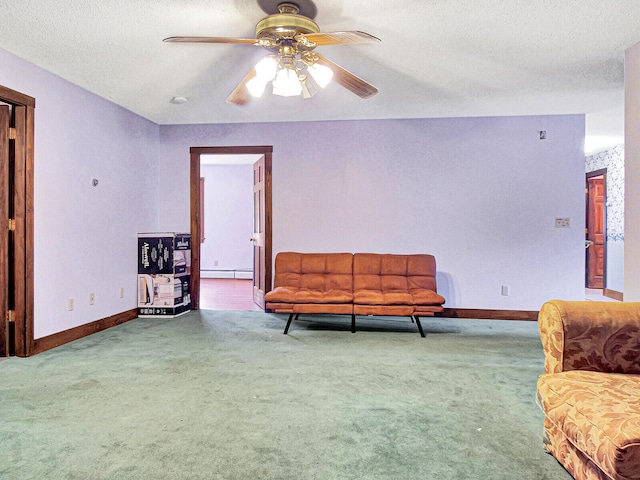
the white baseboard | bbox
[201,271,234,279]
[201,270,253,280]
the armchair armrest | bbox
[538,300,640,374]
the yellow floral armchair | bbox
[537,300,640,480]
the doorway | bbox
[199,153,261,310]
[189,146,272,311]
[586,169,606,290]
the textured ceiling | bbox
[2,0,640,149]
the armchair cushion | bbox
[537,370,640,480]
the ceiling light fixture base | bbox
[255,5,319,39]
[257,0,317,19]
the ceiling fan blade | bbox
[163,36,260,45]
[314,54,378,99]
[300,31,380,46]
[226,68,258,105]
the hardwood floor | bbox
[199,278,262,311]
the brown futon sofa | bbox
[264,252,446,336]
[537,300,640,480]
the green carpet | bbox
[0,311,571,479]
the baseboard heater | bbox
[201,270,253,280]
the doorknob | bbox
[250,237,256,242]
[585,240,594,249]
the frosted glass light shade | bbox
[246,76,268,97]
[254,56,277,82]
[272,67,302,97]
[300,76,318,99]
[307,63,333,88]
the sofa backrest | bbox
[353,254,438,292]
[272,252,354,292]
[539,300,640,374]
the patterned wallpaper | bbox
[585,145,624,241]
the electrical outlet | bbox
[214,260,219,267]
[501,286,509,296]
[89,292,95,305]
[68,298,74,311]
[119,287,124,298]
[555,217,570,228]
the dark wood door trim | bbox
[189,146,273,311]
[0,86,35,108]
[0,105,9,357]
[190,151,200,309]
[0,86,35,357]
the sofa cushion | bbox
[266,252,354,304]
[537,370,640,480]
[353,253,445,307]
[413,305,445,316]
[354,290,413,305]
[353,305,414,316]
[292,303,353,315]
[410,289,447,306]
[265,286,353,304]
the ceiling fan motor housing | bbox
[255,5,320,41]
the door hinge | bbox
[8,219,15,231]
[7,310,15,323]
[9,127,16,140]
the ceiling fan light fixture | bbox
[272,66,302,97]
[254,56,278,81]
[165,1,380,105]
[246,76,269,98]
[300,75,318,99]
[307,62,333,88]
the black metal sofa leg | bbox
[351,314,356,333]
[283,313,295,334]
[413,315,426,338]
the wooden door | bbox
[586,174,605,288]
[252,155,267,309]
[0,86,35,357]
[0,105,9,356]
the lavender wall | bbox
[0,44,589,335]
[200,164,253,275]
[159,115,586,310]
[1,47,160,338]
[625,41,640,301]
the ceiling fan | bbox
[163,1,380,105]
